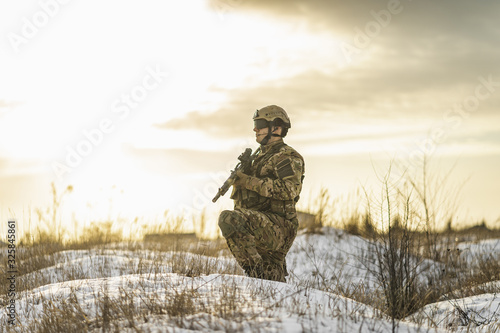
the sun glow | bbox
[2,0,499,233]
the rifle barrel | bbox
[212,193,221,203]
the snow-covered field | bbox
[1,228,499,332]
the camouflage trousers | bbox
[218,208,298,282]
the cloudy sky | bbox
[1,0,499,234]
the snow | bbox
[408,284,500,331]
[2,227,499,332]
[288,228,443,292]
[456,239,500,264]
[10,273,422,332]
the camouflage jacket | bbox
[230,139,305,219]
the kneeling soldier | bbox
[218,105,305,282]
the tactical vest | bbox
[231,141,304,220]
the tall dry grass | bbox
[2,160,500,332]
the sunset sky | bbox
[1,0,499,236]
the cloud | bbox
[156,63,500,138]
[0,100,21,108]
[0,157,51,177]
[0,100,21,116]
[0,158,8,171]
[159,1,500,147]
[123,145,239,174]
[155,108,253,139]
[231,0,500,39]
[227,0,500,80]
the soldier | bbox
[218,105,305,282]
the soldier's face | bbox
[254,126,268,144]
[254,125,282,144]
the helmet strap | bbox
[260,122,282,145]
[260,128,273,145]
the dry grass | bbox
[2,163,500,332]
[2,218,499,332]
[312,160,500,331]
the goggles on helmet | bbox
[254,119,269,130]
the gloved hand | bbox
[233,170,249,187]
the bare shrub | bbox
[362,167,436,328]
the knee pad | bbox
[218,210,239,238]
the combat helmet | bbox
[253,105,291,129]
[253,105,291,145]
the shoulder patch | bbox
[276,158,295,179]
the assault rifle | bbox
[212,148,258,203]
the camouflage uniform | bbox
[218,138,305,282]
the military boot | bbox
[262,262,286,282]
[241,262,264,279]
